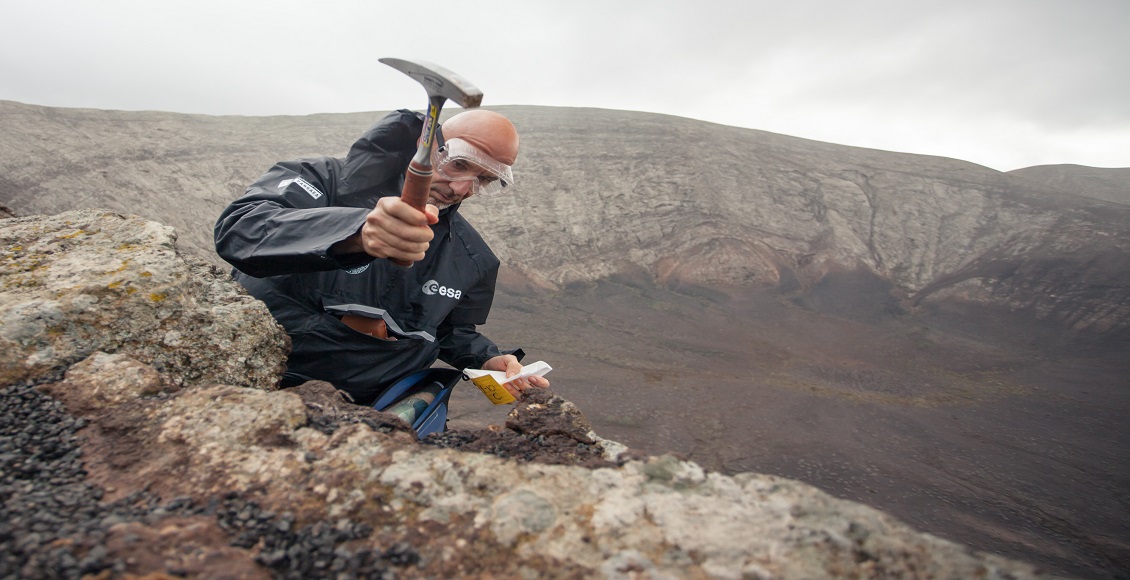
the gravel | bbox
[0,378,419,579]
[215,494,418,579]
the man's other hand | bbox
[483,354,550,399]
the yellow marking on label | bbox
[471,375,516,405]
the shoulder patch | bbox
[278,176,325,200]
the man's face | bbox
[427,138,513,210]
[428,174,476,210]
[426,110,519,211]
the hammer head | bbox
[379,58,483,109]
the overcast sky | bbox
[3,0,1127,171]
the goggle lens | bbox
[431,137,512,196]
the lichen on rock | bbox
[0,209,288,389]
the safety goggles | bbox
[431,132,514,196]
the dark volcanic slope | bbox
[2,100,1129,577]
[448,274,1129,579]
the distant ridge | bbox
[1008,163,1130,205]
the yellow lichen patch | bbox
[2,275,45,290]
[140,271,153,278]
[59,229,88,239]
[4,256,46,273]
[107,281,141,296]
[149,292,167,302]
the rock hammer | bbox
[379,58,483,266]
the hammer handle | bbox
[391,100,443,267]
[401,160,432,212]
[390,150,435,267]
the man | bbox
[215,108,549,406]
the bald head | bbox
[441,110,520,165]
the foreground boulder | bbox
[0,209,287,388]
[0,210,1049,578]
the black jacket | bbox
[215,110,510,404]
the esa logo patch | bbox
[422,279,462,299]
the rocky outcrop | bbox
[0,209,287,388]
[1,211,1052,577]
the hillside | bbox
[2,101,1127,339]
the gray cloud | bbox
[2,0,1127,170]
